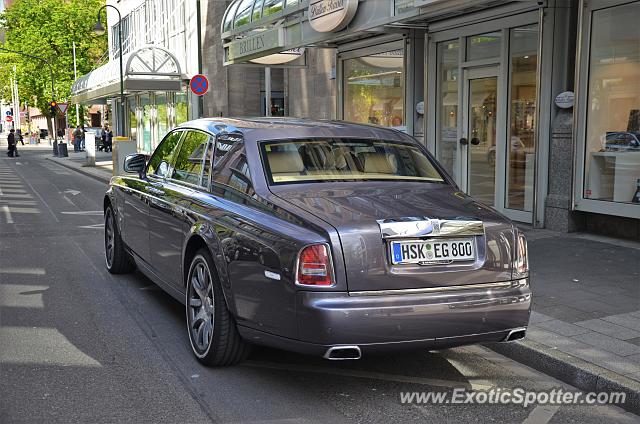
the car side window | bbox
[170,130,211,186]
[211,143,255,197]
[147,131,183,178]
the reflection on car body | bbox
[104,118,531,366]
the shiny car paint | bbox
[105,118,531,357]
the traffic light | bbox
[49,101,57,116]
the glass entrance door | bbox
[432,21,539,223]
[463,69,500,206]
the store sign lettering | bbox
[308,0,358,33]
[226,28,285,63]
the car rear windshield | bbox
[260,138,445,185]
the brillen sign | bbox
[308,0,358,33]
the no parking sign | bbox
[190,74,209,96]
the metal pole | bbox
[73,41,80,125]
[13,67,21,130]
[265,67,271,117]
[196,0,204,118]
[118,19,125,137]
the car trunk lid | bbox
[271,183,514,292]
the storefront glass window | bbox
[584,2,640,206]
[466,32,501,62]
[506,24,538,212]
[234,0,254,28]
[175,92,189,125]
[128,97,138,141]
[156,93,169,143]
[436,40,459,178]
[262,0,283,16]
[343,49,404,129]
[140,94,152,153]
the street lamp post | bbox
[93,5,125,137]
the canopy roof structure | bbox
[71,45,184,104]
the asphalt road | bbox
[1,146,638,424]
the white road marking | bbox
[0,327,102,367]
[63,189,81,196]
[0,267,46,275]
[244,360,491,390]
[62,210,103,216]
[0,284,48,308]
[10,163,60,223]
[2,205,13,223]
[522,405,560,424]
[78,223,104,229]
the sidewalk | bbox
[44,149,114,183]
[491,228,640,413]
[34,147,640,413]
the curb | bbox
[45,156,112,185]
[487,338,640,415]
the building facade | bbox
[72,0,640,239]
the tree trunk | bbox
[46,116,53,142]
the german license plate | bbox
[391,239,476,265]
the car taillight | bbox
[514,231,529,278]
[296,244,333,287]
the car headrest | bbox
[359,153,396,174]
[268,151,305,174]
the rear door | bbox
[149,130,211,289]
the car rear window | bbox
[260,138,445,185]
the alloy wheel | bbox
[187,257,215,356]
[105,210,115,268]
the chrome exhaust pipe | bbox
[323,345,362,360]
[503,327,527,342]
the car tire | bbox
[104,205,135,274]
[186,249,250,366]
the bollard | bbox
[57,142,69,157]
[52,140,59,157]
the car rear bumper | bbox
[302,278,529,346]
[237,279,530,358]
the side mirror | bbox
[123,153,146,178]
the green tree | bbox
[0,0,106,133]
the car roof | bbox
[174,117,411,143]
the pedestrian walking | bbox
[104,126,113,152]
[80,125,86,151]
[73,125,83,152]
[16,129,24,145]
[100,126,106,151]
[6,129,19,157]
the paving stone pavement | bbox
[520,228,640,382]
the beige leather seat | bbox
[359,152,397,174]
[268,151,306,176]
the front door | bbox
[461,67,502,207]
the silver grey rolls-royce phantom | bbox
[104,118,531,366]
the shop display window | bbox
[583,1,640,206]
[343,49,405,130]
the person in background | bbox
[72,125,83,152]
[16,129,24,145]
[104,126,113,153]
[80,125,86,151]
[6,129,18,157]
[100,125,107,151]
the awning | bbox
[220,0,539,65]
[71,45,185,104]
